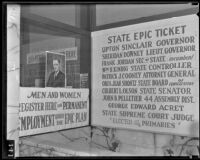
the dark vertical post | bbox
[88,5,96,127]
[20,5,30,87]
[78,4,93,125]
[89,4,96,32]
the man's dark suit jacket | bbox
[46,71,65,87]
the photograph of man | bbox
[46,57,65,87]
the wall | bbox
[7,4,20,157]
[18,125,200,156]
[91,126,199,156]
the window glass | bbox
[20,5,90,89]
[29,5,80,27]
[96,4,196,26]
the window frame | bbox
[90,6,199,31]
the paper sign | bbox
[91,15,199,136]
[27,52,45,64]
[19,87,89,137]
[50,47,78,61]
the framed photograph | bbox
[45,51,66,88]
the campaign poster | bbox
[91,15,199,136]
[45,51,66,88]
[19,87,89,137]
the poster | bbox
[65,47,78,61]
[45,51,66,88]
[50,47,78,61]
[27,52,45,64]
[24,52,46,87]
[49,47,79,87]
[19,87,89,137]
[80,73,88,88]
[91,15,199,136]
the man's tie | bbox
[54,72,57,80]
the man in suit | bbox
[46,58,65,87]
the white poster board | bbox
[19,88,89,136]
[91,15,199,136]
